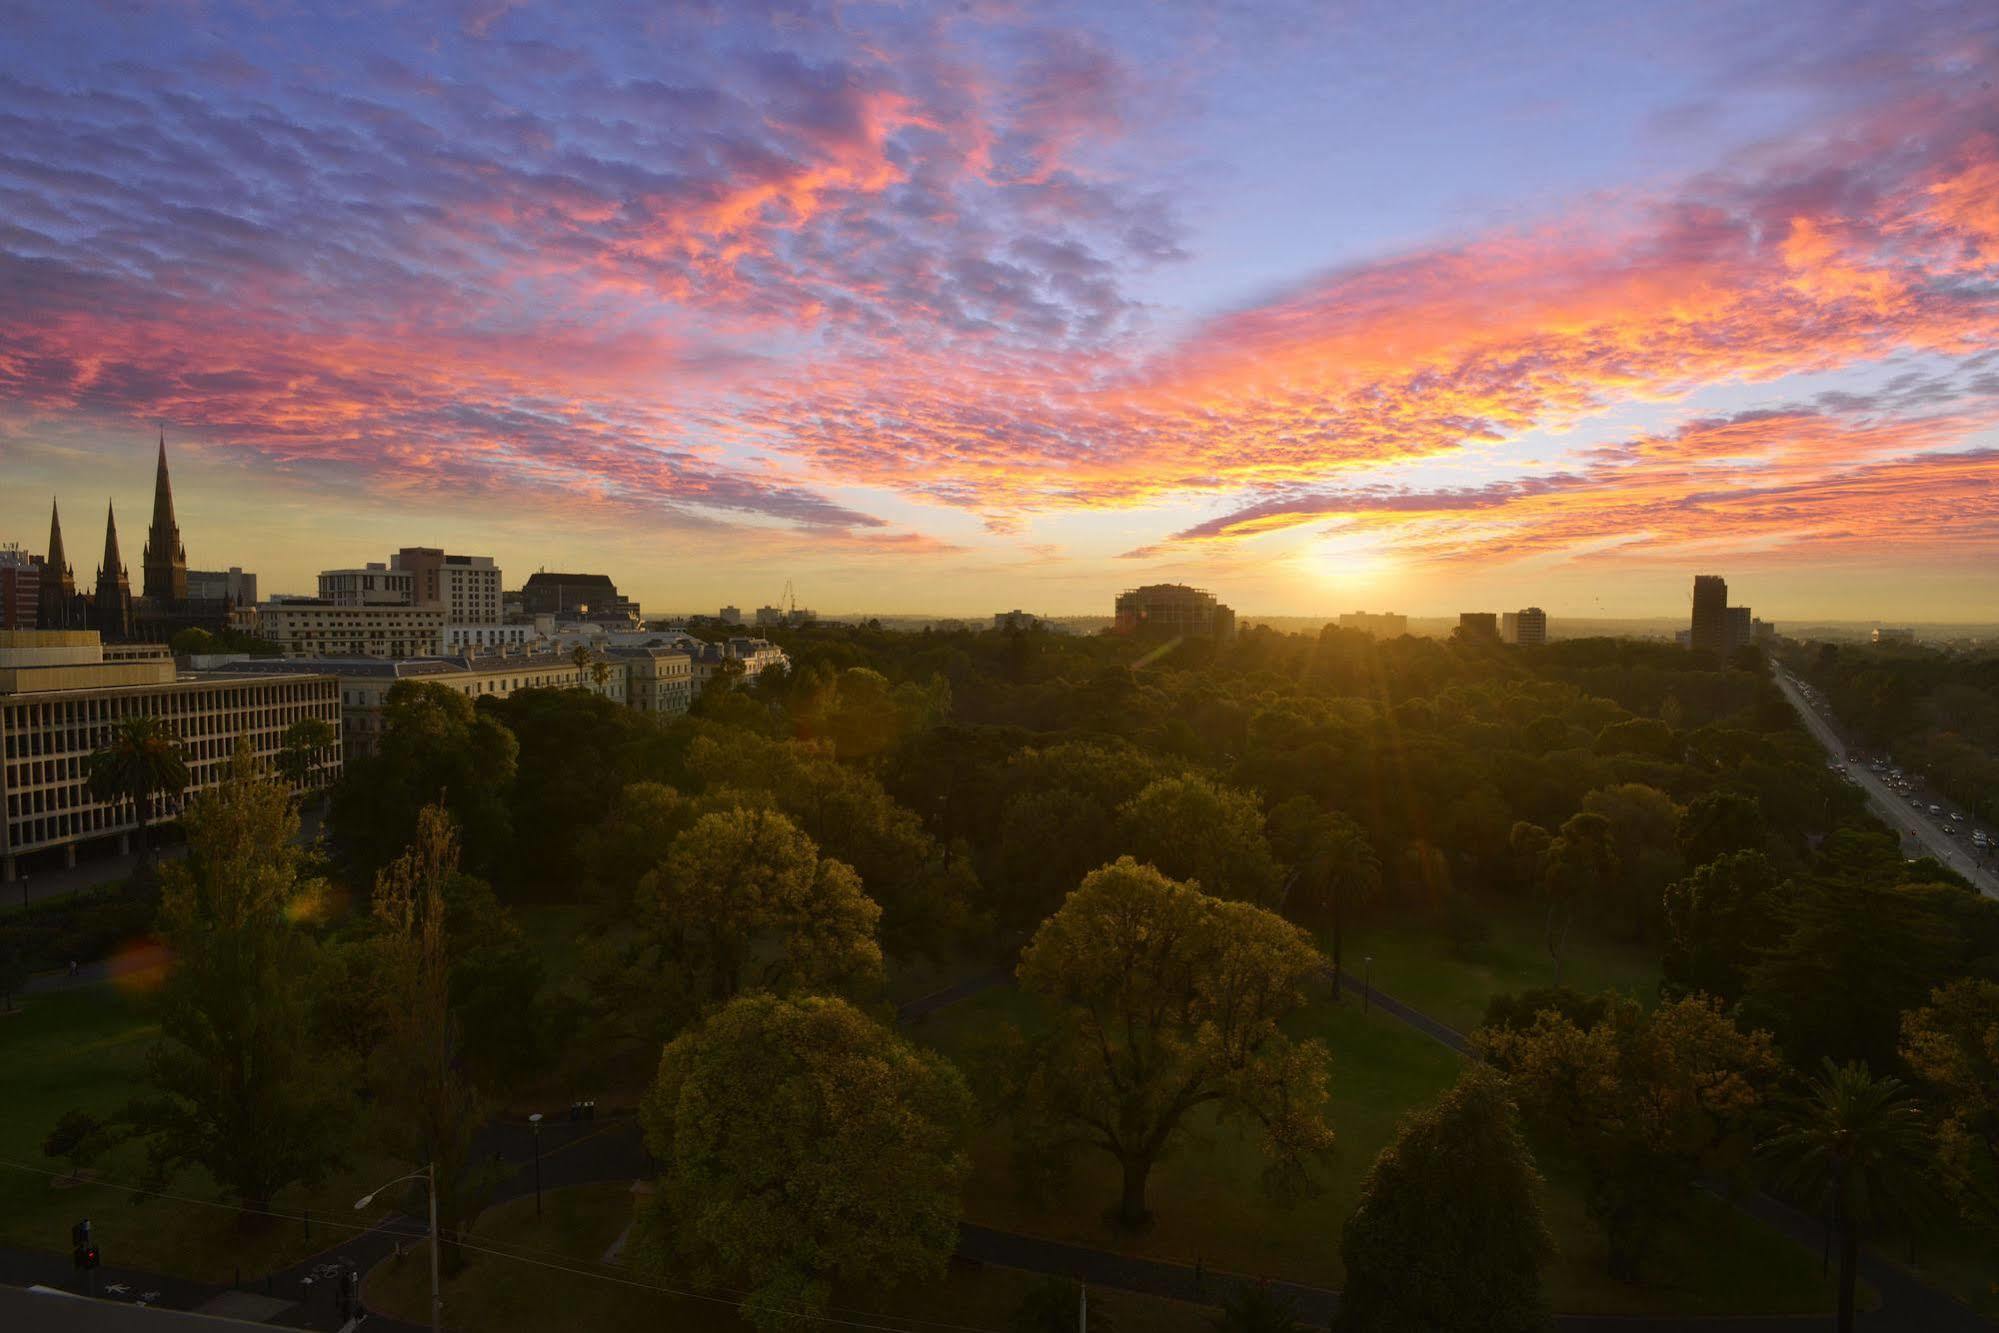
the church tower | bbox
[142,429,188,604]
[37,497,83,629]
[94,501,133,640]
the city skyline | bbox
[3,2,1997,619]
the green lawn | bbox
[1340,905,1661,1034]
[0,981,408,1284]
[366,1183,1220,1332]
[916,981,1840,1316]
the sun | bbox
[1302,531,1400,591]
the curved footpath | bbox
[7,968,1993,1331]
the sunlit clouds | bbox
[1,1,1995,613]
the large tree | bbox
[1900,979,1999,1226]
[365,804,491,1274]
[637,993,971,1330]
[274,716,337,800]
[121,744,348,1210]
[1117,774,1282,905]
[1267,801,1379,997]
[1660,849,1789,1003]
[1761,1061,1938,1333]
[1538,812,1618,987]
[1015,858,1333,1225]
[1337,1065,1551,1333]
[1478,993,1778,1281]
[85,715,190,861]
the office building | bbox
[443,623,538,653]
[1725,606,1753,656]
[1505,607,1548,646]
[186,567,257,609]
[1113,584,1236,640]
[519,572,640,624]
[318,565,416,606]
[1690,574,1729,657]
[252,598,445,658]
[1,630,340,881]
[993,610,1043,631]
[391,549,502,623]
[1457,612,1499,640]
[1751,618,1776,643]
[608,647,695,716]
[1337,611,1407,640]
[719,606,743,625]
[1,546,40,630]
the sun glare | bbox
[1305,532,1400,590]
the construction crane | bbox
[779,579,796,616]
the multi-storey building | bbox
[1338,611,1407,639]
[0,546,40,630]
[392,549,502,623]
[318,565,416,606]
[1503,607,1548,646]
[519,572,639,624]
[719,606,743,625]
[1690,575,1729,657]
[186,567,257,609]
[1725,605,1753,657]
[252,598,445,658]
[0,630,340,881]
[993,609,1043,631]
[1457,612,1499,640]
[609,647,695,716]
[1113,584,1236,640]
[443,623,538,653]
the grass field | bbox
[1339,905,1661,1033]
[916,979,1841,1316]
[365,1183,1221,1332]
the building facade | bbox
[0,546,40,630]
[318,565,417,606]
[1457,612,1499,639]
[1113,584,1236,639]
[1725,605,1753,657]
[993,609,1043,631]
[443,623,538,652]
[1690,574,1729,657]
[252,599,445,658]
[0,630,340,880]
[186,567,257,608]
[392,549,502,623]
[1504,607,1548,646]
[609,647,694,715]
[519,572,639,624]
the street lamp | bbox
[355,1162,439,1333]
[1362,955,1374,1016]
[527,1113,544,1219]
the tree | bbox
[1538,812,1617,987]
[1579,783,1684,940]
[85,715,190,861]
[1267,801,1378,997]
[1660,850,1787,1003]
[1016,858,1333,1226]
[1117,774,1282,905]
[275,716,337,799]
[570,642,592,674]
[120,744,348,1211]
[578,782,691,910]
[1214,1281,1302,1332]
[1337,1066,1551,1333]
[613,807,882,1044]
[1676,790,1764,867]
[1478,994,1778,1280]
[367,804,490,1274]
[1900,980,1999,1225]
[636,993,971,1331]
[1009,1278,1115,1333]
[43,1109,113,1180]
[1761,1061,1937,1333]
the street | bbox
[1771,666,1997,899]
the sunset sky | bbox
[2,1,1995,620]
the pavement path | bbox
[1770,667,1997,897]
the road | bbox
[1770,667,1997,898]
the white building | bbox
[1503,607,1548,646]
[253,598,445,659]
[391,549,502,624]
[443,623,539,653]
[318,564,415,606]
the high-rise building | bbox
[92,502,133,641]
[141,432,188,604]
[318,564,416,606]
[1512,607,1548,646]
[1,546,42,631]
[1337,611,1408,639]
[36,500,84,631]
[1457,612,1499,639]
[1690,575,1729,657]
[1114,584,1236,640]
[1725,605,1753,657]
[1750,618,1776,643]
[391,548,502,623]
[719,605,743,625]
[993,609,1043,631]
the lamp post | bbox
[527,1113,544,1219]
[355,1162,439,1333]
[1362,955,1374,1016]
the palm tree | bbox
[85,715,190,861]
[590,658,612,692]
[570,642,592,674]
[1760,1059,1937,1333]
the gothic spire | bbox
[143,427,188,602]
[46,496,69,578]
[102,499,123,576]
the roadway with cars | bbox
[1771,665,1998,899]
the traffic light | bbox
[73,1244,99,1271]
[71,1220,99,1271]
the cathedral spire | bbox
[37,497,81,629]
[95,499,133,639]
[143,428,188,603]
[46,496,68,579]
[102,499,123,576]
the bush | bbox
[0,874,160,973]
